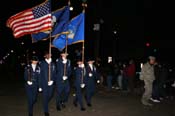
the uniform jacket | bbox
[85,64,98,90]
[40,60,56,88]
[74,66,85,87]
[24,64,41,87]
[55,58,71,83]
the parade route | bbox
[0,79,174,116]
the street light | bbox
[113,24,119,63]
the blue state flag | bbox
[31,6,70,42]
[52,12,84,51]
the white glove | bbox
[63,76,68,80]
[72,93,76,97]
[80,83,85,88]
[62,59,67,64]
[89,73,93,77]
[97,80,100,83]
[38,88,42,92]
[27,81,33,85]
[172,82,175,87]
[80,64,85,68]
[48,80,53,86]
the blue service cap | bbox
[31,56,39,61]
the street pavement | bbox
[0,78,175,116]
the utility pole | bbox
[93,0,103,60]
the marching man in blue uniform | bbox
[55,51,72,111]
[73,59,86,111]
[40,52,56,116]
[24,56,41,116]
[85,58,100,107]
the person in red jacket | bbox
[127,59,136,93]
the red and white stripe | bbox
[7,9,52,38]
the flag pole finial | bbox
[82,3,87,12]
[68,0,71,6]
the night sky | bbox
[0,0,174,64]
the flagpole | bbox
[48,33,52,82]
[48,0,52,82]
[26,49,31,82]
[63,0,71,78]
[81,41,85,84]
[81,2,87,84]
[63,34,68,77]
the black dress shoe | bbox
[87,103,92,107]
[29,113,33,116]
[44,112,49,116]
[81,107,86,111]
[61,103,66,108]
[56,105,61,111]
[73,101,78,107]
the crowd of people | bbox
[96,56,175,102]
[102,59,136,92]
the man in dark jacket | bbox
[55,52,72,111]
[24,56,41,116]
[73,59,86,111]
[40,52,56,116]
[85,58,100,107]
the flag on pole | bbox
[6,0,52,38]
[31,6,70,42]
[52,12,84,51]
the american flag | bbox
[7,1,52,38]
